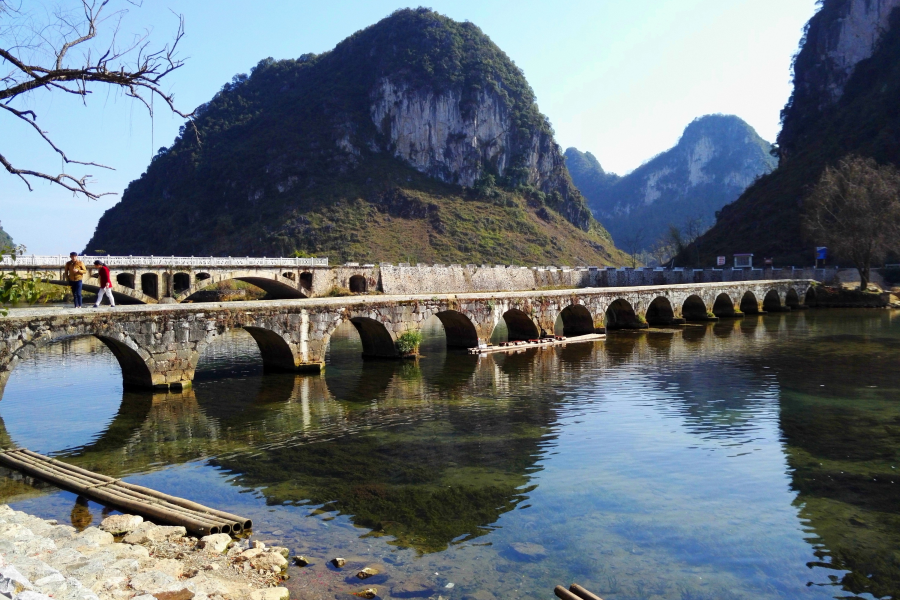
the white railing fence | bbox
[0,255,329,268]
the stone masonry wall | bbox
[0,280,814,391]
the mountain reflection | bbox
[757,314,900,599]
[1,311,898,591]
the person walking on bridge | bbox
[64,252,86,308]
[92,261,115,308]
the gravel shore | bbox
[0,505,289,600]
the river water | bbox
[1,310,898,600]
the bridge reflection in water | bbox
[0,311,898,599]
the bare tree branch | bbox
[1,0,195,199]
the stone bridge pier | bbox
[0,280,814,392]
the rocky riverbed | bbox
[0,506,289,600]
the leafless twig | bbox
[1,0,194,199]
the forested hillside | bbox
[86,8,624,266]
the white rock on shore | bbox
[0,505,289,600]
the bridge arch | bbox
[242,327,300,372]
[805,286,817,307]
[785,288,802,309]
[605,298,640,330]
[681,295,709,321]
[712,293,736,317]
[434,310,479,348]
[645,297,675,326]
[141,273,159,299]
[349,317,398,358]
[763,290,783,312]
[502,309,540,342]
[179,271,308,302]
[740,291,760,314]
[1,333,155,394]
[349,275,368,294]
[556,305,596,337]
[173,273,191,295]
[116,273,135,289]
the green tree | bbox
[802,155,900,291]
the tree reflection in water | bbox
[0,312,898,597]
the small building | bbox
[734,253,754,268]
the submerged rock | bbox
[356,568,379,580]
[391,579,434,598]
[508,542,548,560]
[292,556,309,567]
[331,558,346,568]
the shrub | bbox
[326,286,353,297]
[706,310,716,318]
[396,331,423,355]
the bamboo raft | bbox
[555,583,604,600]
[468,333,605,355]
[0,448,250,536]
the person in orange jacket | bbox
[64,252,87,308]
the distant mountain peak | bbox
[568,115,776,251]
[687,0,900,265]
[0,223,12,249]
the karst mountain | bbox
[689,0,900,264]
[567,115,776,253]
[85,8,624,266]
[0,225,12,249]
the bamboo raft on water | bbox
[468,333,606,355]
[0,448,250,536]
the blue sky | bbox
[2,0,819,254]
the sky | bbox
[2,0,820,254]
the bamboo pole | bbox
[4,452,229,533]
[15,449,243,530]
[0,450,236,536]
[554,586,582,600]
[569,585,604,600]
[19,449,251,531]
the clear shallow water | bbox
[1,311,899,600]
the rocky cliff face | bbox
[84,8,617,265]
[568,115,776,252]
[780,0,900,156]
[688,1,900,265]
[371,78,569,194]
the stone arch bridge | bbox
[0,280,814,391]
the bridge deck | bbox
[1,280,815,321]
